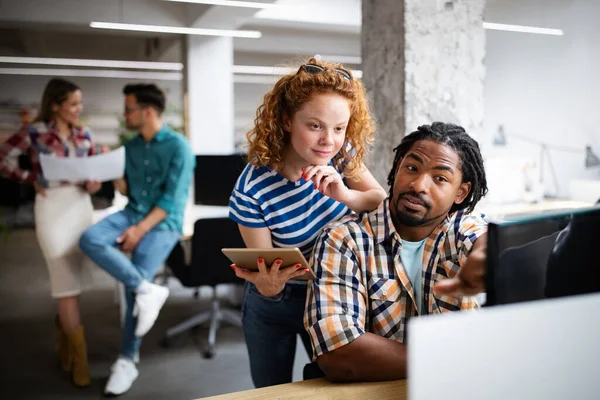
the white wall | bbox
[483,0,600,198]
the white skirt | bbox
[34,185,94,298]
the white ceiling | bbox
[0,0,362,65]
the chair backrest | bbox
[165,241,191,285]
[189,217,245,287]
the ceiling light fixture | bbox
[90,22,262,38]
[313,54,362,65]
[483,22,564,36]
[233,65,362,79]
[0,68,183,81]
[0,56,183,71]
[165,0,282,9]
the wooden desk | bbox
[197,378,406,400]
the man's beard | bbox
[394,191,447,227]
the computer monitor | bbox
[194,154,247,206]
[485,206,600,306]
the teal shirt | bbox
[124,125,195,233]
[400,238,427,314]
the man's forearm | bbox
[113,178,128,196]
[343,188,387,213]
[317,333,407,382]
[137,207,168,233]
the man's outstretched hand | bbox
[434,234,487,297]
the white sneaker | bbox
[134,282,169,337]
[104,357,139,396]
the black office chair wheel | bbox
[161,337,170,348]
[202,348,215,359]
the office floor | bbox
[0,229,309,400]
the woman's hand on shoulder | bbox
[231,258,310,297]
[303,165,351,203]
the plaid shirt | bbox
[304,198,488,360]
[0,121,95,187]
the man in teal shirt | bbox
[79,83,194,396]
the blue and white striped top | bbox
[229,163,352,259]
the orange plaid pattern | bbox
[304,199,488,359]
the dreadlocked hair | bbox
[387,122,488,214]
[246,57,375,180]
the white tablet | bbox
[221,247,316,280]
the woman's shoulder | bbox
[26,121,47,135]
[234,163,276,193]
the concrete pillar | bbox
[362,0,486,187]
[185,36,234,154]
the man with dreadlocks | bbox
[304,122,489,382]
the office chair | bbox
[163,217,244,358]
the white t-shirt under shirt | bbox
[400,238,427,314]
[228,163,352,260]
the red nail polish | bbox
[258,258,264,263]
[230,265,236,270]
[296,264,302,269]
[304,269,310,273]
[314,185,317,190]
[275,259,282,264]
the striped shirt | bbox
[304,198,488,360]
[0,121,95,187]
[228,163,352,259]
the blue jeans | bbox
[242,281,312,388]
[79,210,179,360]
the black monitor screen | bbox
[485,206,600,306]
[194,154,247,206]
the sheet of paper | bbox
[39,146,125,182]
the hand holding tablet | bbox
[221,248,316,281]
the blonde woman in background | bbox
[0,78,101,387]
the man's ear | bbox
[282,114,292,132]
[455,182,472,205]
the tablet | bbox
[221,247,316,280]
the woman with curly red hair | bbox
[229,57,386,387]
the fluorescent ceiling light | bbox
[233,75,279,84]
[233,65,294,75]
[483,22,563,36]
[0,68,183,81]
[90,22,261,38]
[165,0,281,9]
[233,65,362,79]
[1,64,363,81]
[314,54,362,65]
[0,56,183,71]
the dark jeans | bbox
[242,281,312,388]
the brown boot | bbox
[67,326,91,387]
[55,316,71,372]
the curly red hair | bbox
[246,57,375,180]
